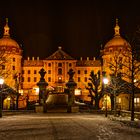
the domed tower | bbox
[102,19,131,75]
[0,18,22,89]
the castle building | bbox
[0,18,140,110]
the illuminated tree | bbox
[122,28,140,121]
[0,47,11,78]
[86,70,103,109]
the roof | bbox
[46,46,74,60]
[76,60,101,67]
[104,19,130,49]
[0,84,18,95]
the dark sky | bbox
[0,0,140,59]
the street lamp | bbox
[0,78,4,118]
[103,78,109,117]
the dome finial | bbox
[114,18,120,36]
[4,18,10,37]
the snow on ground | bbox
[0,113,139,140]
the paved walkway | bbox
[0,113,140,140]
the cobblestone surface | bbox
[0,113,140,140]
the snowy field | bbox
[0,113,140,140]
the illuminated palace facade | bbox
[1,19,140,110]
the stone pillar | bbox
[36,68,48,113]
[66,69,79,113]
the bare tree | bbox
[108,27,140,120]
[122,28,140,121]
[104,50,125,115]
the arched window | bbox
[58,68,62,75]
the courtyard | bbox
[0,113,140,140]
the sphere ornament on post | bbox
[0,78,4,118]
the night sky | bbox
[0,0,140,59]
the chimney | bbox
[80,57,82,61]
[32,57,34,61]
[87,57,89,60]
[93,57,96,61]
[37,57,39,60]
[27,57,30,60]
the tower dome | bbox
[0,18,21,54]
[104,19,131,50]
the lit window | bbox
[118,98,121,103]
[58,77,62,82]
[134,98,140,107]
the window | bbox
[119,48,122,52]
[84,70,87,74]
[58,63,62,67]
[85,77,87,82]
[22,70,24,74]
[109,48,113,52]
[13,66,15,70]
[134,98,140,107]
[48,63,51,67]
[22,77,24,82]
[2,65,5,70]
[34,77,37,82]
[28,70,30,74]
[69,63,72,67]
[13,58,15,62]
[48,77,51,82]
[78,77,80,82]
[48,70,51,74]
[28,77,30,82]
[34,70,37,74]
[58,77,62,82]
[78,70,80,74]
[58,68,62,75]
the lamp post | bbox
[0,78,4,118]
[103,78,108,117]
